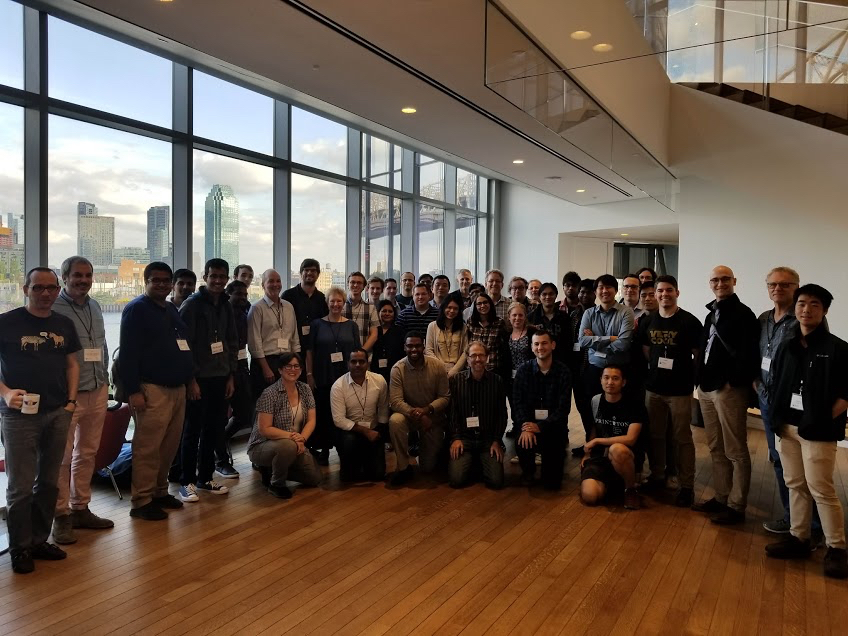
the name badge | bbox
[330,352,344,363]
[595,352,607,359]
[790,392,803,411]
[301,325,310,336]
[534,409,549,420]
[277,337,288,350]
[466,416,480,428]
[378,358,388,368]
[573,343,581,352]
[761,356,772,372]
[177,339,190,351]
[210,342,224,355]
[83,348,102,362]
[658,357,674,370]
[512,369,517,378]
[238,348,248,361]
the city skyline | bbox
[204,184,239,267]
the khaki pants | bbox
[389,412,444,473]
[56,384,109,515]
[131,384,186,508]
[646,391,695,489]
[697,384,751,512]
[778,425,846,549]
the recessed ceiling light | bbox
[576,188,586,193]
[620,233,630,236]
[401,107,417,114]
[694,22,699,26]
[592,43,613,53]
[513,159,524,164]
[570,30,592,40]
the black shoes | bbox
[390,466,413,487]
[675,488,694,508]
[691,497,727,514]
[765,535,812,559]
[710,508,746,525]
[129,501,168,521]
[153,494,184,509]
[31,542,67,560]
[823,547,848,579]
[10,549,34,574]
[268,483,293,499]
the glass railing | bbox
[485,1,677,211]
[628,1,848,85]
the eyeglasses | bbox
[29,285,60,294]
[709,276,733,285]
[622,284,639,290]
[767,282,797,290]
[283,364,302,371]
[148,277,172,285]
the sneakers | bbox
[691,497,727,514]
[765,535,812,559]
[70,507,114,529]
[51,514,77,545]
[196,480,229,495]
[823,547,848,579]
[152,494,184,509]
[215,464,240,479]
[10,549,34,574]
[624,489,641,510]
[179,484,200,502]
[31,542,67,560]
[267,483,293,499]
[389,466,413,487]
[509,456,520,464]
[535,453,542,466]
[129,501,168,521]
[675,488,694,508]
[710,508,746,525]
[762,518,791,534]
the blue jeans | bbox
[1,407,72,552]
[759,392,821,530]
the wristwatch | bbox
[66,399,77,406]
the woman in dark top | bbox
[504,301,536,437]
[371,299,405,383]
[465,292,506,377]
[306,286,360,465]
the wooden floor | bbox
[1,413,847,635]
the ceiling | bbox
[41,0,663,207]
[567,224,679,244]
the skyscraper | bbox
[147,205,170,262]
[204,184,239,267]
[6,213,24,245]
[77,202,114,267]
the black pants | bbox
[216,366,253,467]
[335,425,387,481]
[516,422,568,489]
[181,376,229,485]
[310,385,335,452]
[250,355,281,401]
[569,362,593,439]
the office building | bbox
[204,184,239,268]
[146,205,170,263]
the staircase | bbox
[679,82,848,136]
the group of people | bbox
[0,258,845,580]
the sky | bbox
[0,3,479,280]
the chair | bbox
[94,402,131,499]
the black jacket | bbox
[698,293,759,391]
[179,286,239,379]
[769,324,848,442]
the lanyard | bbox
[351,377,369,414]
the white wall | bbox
[671,85,848,333]
[498,184,675,285]
[500,85,848,334]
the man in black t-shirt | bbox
[580,365,645,510]
[0,267,82,574]
[637,275,702,507]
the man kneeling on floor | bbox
[448,341,507,489]
[580,365,645,510]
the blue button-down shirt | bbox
[579,303,635,368]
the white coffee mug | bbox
[21,393,40,415]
